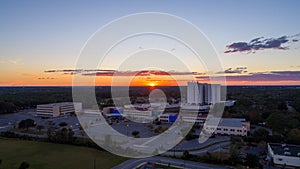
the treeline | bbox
[0,130,103,150]
[0,87,73,114]
[0,86,183,114]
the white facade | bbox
[37,102,82,117]
[204,118,250,136]
[267,143,300,168]
[187,82,221,105]
[123,109,153,120]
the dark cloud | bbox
[196,71,300,82]
[44,69,115,73]
[225,34,300,53]
[82,70,202,77]
[38,77,55,80]
[217,67,247,74]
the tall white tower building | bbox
[187,82,221,105]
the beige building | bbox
[37,102,82,117]
[122,104,163,121]
[204,118,250,136]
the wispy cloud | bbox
[217,67,247,74]
[196,70,300,82]
[44,69,115,73]
[225,33,300,53]
[44,69,204,77]
[82,70,202,77]
[0,58,24,65]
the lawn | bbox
[0,138,127,169]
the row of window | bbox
[212,127,246,133]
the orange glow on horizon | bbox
[1,73,300,86]
[149,82,157,87]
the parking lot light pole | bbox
[126,124,129,136]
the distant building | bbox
[204,118,250,136]
[267,143,300,168]
[224,100,236,107]
[102,106,117,115]
[36,102,82,117]
[159,113,207,124]
[187,82,221,105]
[158,113,178,122]
[122,104,164,121]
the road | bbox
[164,141,231,156]
[112,156,231,169]
[172,136,230,151]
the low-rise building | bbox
[159,113,206,124]
[158,113,178,122]
[36,102,82,117]
[204,118,250,136]
[267,143,300,168]
[102,106,117,115]
[122,104,163,121]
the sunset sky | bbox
[1,0,300,86]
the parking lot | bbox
[0,109,82,135]
[0,109,231,152]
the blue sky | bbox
[0,0,300,85]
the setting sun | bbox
[148,82,158,87]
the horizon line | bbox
[1,85,300,87]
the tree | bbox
[18,119,36,131]
[131,131,140,138]
[47,127,55,141]
[182,150,190,159]
[278,102,288,111]
[0,101,17,114]
[47,127,75,143]
[68,128,74,142]
[19,161,30,169]
[266,112,300,134]
[252,128,269,142]
[245,153,259,168]
[257,141,267,153]
[266,113,286,134]
[148,124,154,130]
[228,145,240,165]
[287,128,300,144]
[36,125,44,132]
[59,122,68,127]
[249,109,261,124]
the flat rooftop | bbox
[269,143,300,157]
[37,102,79,106]
[218,118,247,128]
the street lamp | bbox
[126,124,129,136]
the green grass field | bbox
[0,138,127,169]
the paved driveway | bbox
[112,156,231,169]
